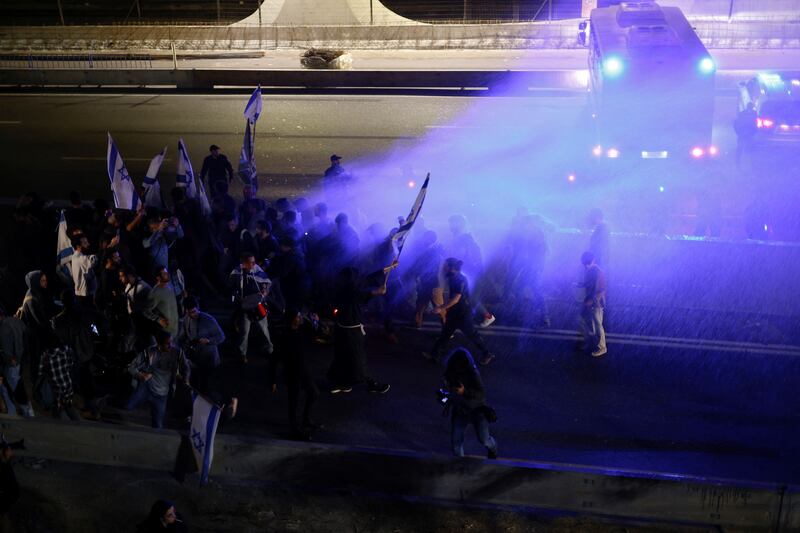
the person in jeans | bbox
[442,348,497,459]
[126,330,189,429]
[229,251,273,364]
[580,251,607,357]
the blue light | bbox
[698,57,715,74]
[603,56,624,78]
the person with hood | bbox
[136,499,187,533]
[327,264,394,394]
[17,270,54,381]
[442,348,497,459]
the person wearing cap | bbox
[200,144,234,198]
[323,154,352,192]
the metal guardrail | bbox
[0,53,152,69]
[1,19,800,51]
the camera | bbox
[436,388,450,405]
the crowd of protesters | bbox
[0,151,607,447]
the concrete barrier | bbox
[0,415,796,531]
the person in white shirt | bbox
[69,235,98,305]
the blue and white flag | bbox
[237,119,257,187]
[392,173,430,258]
[107,133,140,210]
[243,85,262,123]
[190,391,222,485]
[177,138,211,216]
[56,210,73,267]
[143,146,167,209]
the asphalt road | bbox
[117,316,800,487]
[1,92,798,487]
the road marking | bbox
[62,156,172,162]
[425,125,479,129]
[0,120,22,124]
[411,323,800,357]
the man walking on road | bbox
[580,251,607,357]
[425,258,495,366]
[200,144,234,197]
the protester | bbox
[143,215,184,278]
[425,258,495,366]
[69,234,99,307]
[136,499,188,533]
[142,266,180,339]
[179,296,224,395]
[200,144,234,197]
[327,265,393,394]
[0,305,33,417]
[579,251,607,357]
[269,308,321,440]
[442,348,498,458]
[38,330,80,421]
[126,330,190,429]
[229,251,273,364]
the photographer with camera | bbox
[440,348,498,459]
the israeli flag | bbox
[392,173,430,258]
[189,391,222,485]
[56,210,73,267]
[107,133,140,211]
[143,146,167,209]
[237,119,257,187]
[243,85,262,123]
[177,138,211,216]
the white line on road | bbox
[62,156,172,162]
[0,120,22,124]
[411,324,800,357]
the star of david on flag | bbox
[107,133,140,210]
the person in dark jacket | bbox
[136,499,187,533]
[425,258,495,366]
[18,270,54,381]
[443,348,497,458]
[326,265,393,394]
[269,308,320,441]
[200,144,234,198]
[178,297,224,395]
[52,289,97,418]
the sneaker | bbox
[487,449,498,460]
[479,313,496,328]
[591,348,607,358]
[330,385,353,394]
[367,382,391,394]
[479,353,495,366]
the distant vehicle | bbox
[581,1,717,161]
[738,72,800,146]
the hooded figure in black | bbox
[19,270,55,380]
[326,266,392,394]
[269,308,320,440]
[137,499,187,533]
